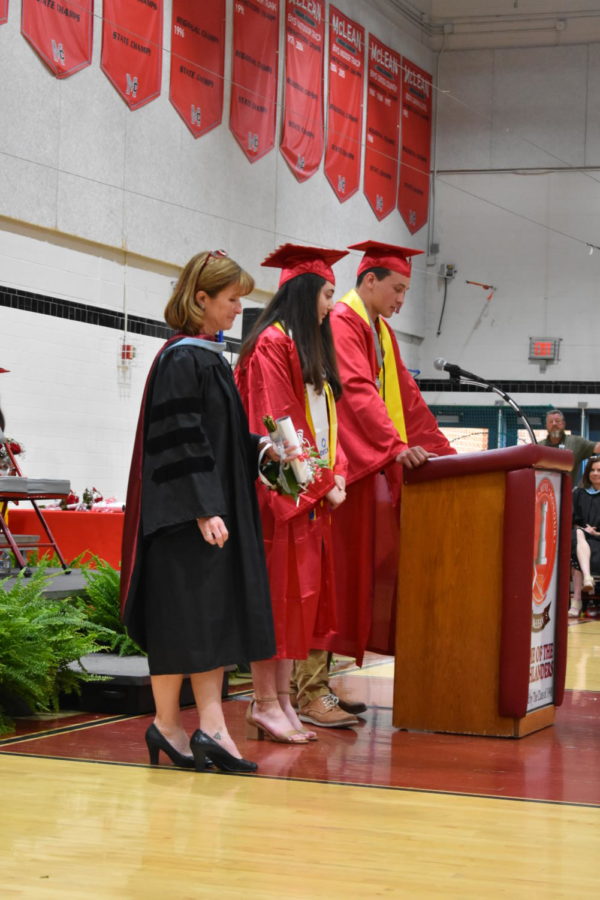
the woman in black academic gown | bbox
[120,251,281,773]
[570,455,600,617]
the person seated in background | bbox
[542,409,600,484]
[570,456,600,618]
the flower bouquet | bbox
[82,486,104,510]
[259,415,328,504]
[0,438,24,475]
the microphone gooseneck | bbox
[432,358,537,444]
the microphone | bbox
[433,358,489,383]
[433,360,537,444]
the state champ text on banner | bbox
[363,34,401,221]
[170,0,225,139]
[324,5,364,202]
[21,0,93,78]
[101,0,163,110]
[398,58,432,234]
[280,0,325,182]
[230,0,279,162]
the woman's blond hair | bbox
[164,252,255,335]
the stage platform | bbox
[65,654,232,715]
[2,625,599,805]
[0,567,87,598]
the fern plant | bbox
[81,558,144,656]
[0,567,109,735]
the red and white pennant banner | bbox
[230,0,279,162]
[363,34,401,221]
[280,0,325,182]
[101,0,163,110]
[324,5,364,202]
[170,0,225,139]
[398,58,432,234]
[21,0,94,78]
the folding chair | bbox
[0,427,71,574]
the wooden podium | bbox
[393,445,573,738]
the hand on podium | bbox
[396,446,438,469]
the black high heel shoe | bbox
[190,729,258,774]
[145,723,195,768]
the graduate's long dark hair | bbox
[238,272,342,400]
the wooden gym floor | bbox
[1,619,599,898]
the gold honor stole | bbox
[339,290,408,443]
[274,322,337,468]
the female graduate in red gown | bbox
[235,245,348,743]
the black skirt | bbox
[142,521,275,675]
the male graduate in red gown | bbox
[295,241,456,721]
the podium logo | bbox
[532,477,558,607]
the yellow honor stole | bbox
[274,321,337,468]
[339,290,408,443]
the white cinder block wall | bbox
[0,0,433,499]
[2,2,599,497]
[421,43,600,409]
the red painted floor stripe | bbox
[2,678,598,806]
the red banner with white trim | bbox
[229,0,279,162]
[21,0,93,78]
[363,35,401,221]
[398,58,432,234]
[101,0,163,110]
[324,6,364,202]
[170,0,225,139]
[0,1,8,26]
[280,0,325,182]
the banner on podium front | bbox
[528,472,560,712]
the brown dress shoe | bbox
[298,693,359,728]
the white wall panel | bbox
[436,50,494,171]
[491,46,588,169]
[423,173,600,383]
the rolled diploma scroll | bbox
[275,415,309,484]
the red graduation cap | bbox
[261,243,348,287]
[348,240,424,278]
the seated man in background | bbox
[542,409,600,484]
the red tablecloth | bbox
[7,509,124,569]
